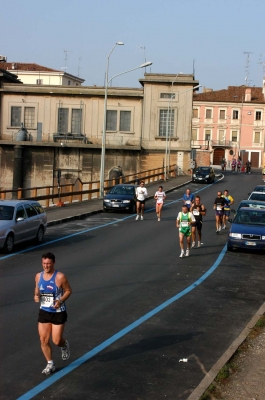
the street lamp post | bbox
[164,84,201,181]
[99,61,153,198]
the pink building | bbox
[192,81,265,168]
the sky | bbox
[1,0,265,91]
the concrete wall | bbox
[0,144,140,190]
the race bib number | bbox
[193,210,200,216]
[217,205,222,211]
[40,293,54,308]
[181,221,189,227]
[185,200,191,205]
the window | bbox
[36,79,43,85]
[58,108,69,133]
[160,93,174,99]
[11,106,35,128]
[159,109,175,137]
[24,107,35,128]
[191,129,197,140]
[218,130,225,141]
[205,130,211,140]
[206,109,212,119]
[219,110,225,119]
[71,109,82,133]
[11,106,22,126]
[106,110,117,131]
[255,111,261,121]
[232,110,239,120]
[254,132,260,143]
[193,108,198,118]
[24,204,38,218]
[120,111,131,131]
[16,206,26,220]
[231,131,238,142]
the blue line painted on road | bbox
[17,243,227,400]
[0,176,223,261]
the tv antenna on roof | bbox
[244,51,253,86]
[258,53,265,79]
[63,49,73,70]
[136,44,147,73]
[78,57,82,77]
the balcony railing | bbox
[211,140,232,147]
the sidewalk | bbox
[46,174,191,226]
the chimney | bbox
[245,87,251,102]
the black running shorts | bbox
[38,309,67,325]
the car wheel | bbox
[35,226,44,244]
[227,243,233,252]
[4,233,14,253]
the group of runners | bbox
[34,182,234,376]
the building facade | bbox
[0,61,84,86]
[0,72,199,190]
[192,81,265,168]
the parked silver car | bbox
[0,200,47,253]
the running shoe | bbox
[197,241,201,247]
[135,215,139,220]
[158,218,160,222]
[61,340,70,361]
[216,230,219,234]
[42,362,55,375]
[179,252,185,258]
[185,250,190,257]
[141,216,144,220]
[191,242,195,248]
[218,226,221,231]
[222,225,226,229]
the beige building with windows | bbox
[0,70,199,190]
[0,61,84,86]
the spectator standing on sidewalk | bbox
[135,180,148,220]
[176,205,195,258]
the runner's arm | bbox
[34,273,41,303]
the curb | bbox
[47,179,192,227]
[187,302,265,400]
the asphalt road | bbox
[1,171,265,400]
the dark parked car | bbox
[192,167,215,184]
[103,184,137,213]
[248,192,265,202]
[227,207,265,252]
[0,200,47,253]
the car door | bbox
[13,205,28,243]
[23,204,40,239]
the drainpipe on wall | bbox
[12,145,24,199]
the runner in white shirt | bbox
[135,180,148,220]
[154,186,166,221]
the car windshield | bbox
[234,210,265,225]
[108,186,135,195]
[196,167,210,173]
[249,193,265,201]
[0,205,14,220]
